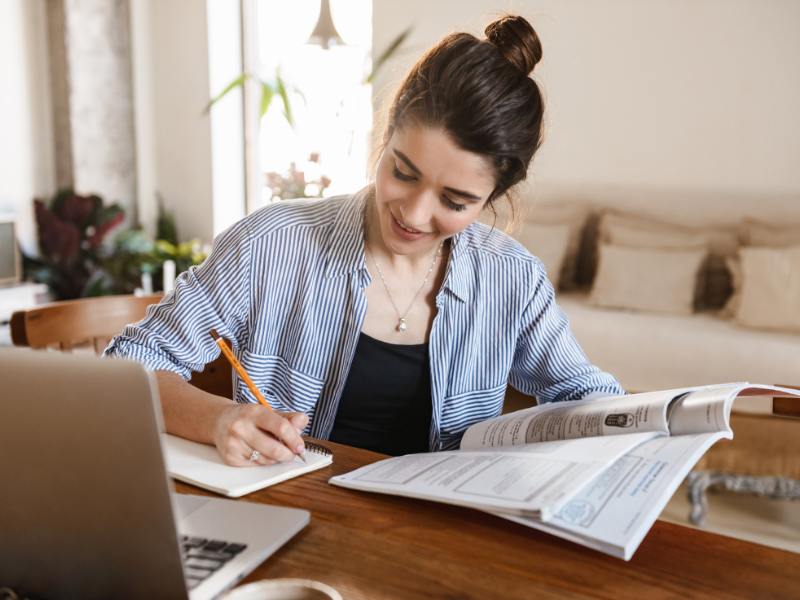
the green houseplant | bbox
[24,190,208,300]
[101,230,207,295]
[24,190,125,299]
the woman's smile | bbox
[390,212,433,240]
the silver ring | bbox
[248,449,261,462]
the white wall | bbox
[129,0,245,242]
[206,0,246,237]
[0,0,244,253]
[130,0,214,242]
[0,0,55,255]
[4,0,797,256]
[372,0,800,224]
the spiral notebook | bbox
[162,434,333,498]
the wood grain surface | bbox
[175,440,800,600]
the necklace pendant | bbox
[397,318,408,333]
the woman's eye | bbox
[444,196,466,212]
[391,163,466,212]
[392,165,416,182]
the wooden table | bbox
[175,440,800,599]
[774,385,800,418]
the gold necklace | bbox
[366,242,443,333]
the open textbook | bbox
[329,383,800,560]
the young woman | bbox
[106,15,622,464]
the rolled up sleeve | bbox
[103,219,252,380]
[508,263,624,403]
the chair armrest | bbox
[774,385,800,418]
[773,397,800,418]
[9,311,29,346]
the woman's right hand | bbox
[212,404,309,467]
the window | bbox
[245,0,372,209]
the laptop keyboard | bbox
[180,535,248,590]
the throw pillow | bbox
[600,219,708,250]
[734,245,800,333]
[589,243,707,315]
[524,203,591,290]
[514,222,572,288]
[598,212,736,309]
[600,212,738,257]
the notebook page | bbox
[162,434,332,498]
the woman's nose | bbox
[400,190,435,228]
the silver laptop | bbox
[0,348,309,600]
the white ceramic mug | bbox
[222,578,343,600]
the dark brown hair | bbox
[383,15,544,205]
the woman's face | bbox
[373,125,496,257]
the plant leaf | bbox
[275,71,294,127]
[260,82,275,119]
[88,210,125,249]
[366,26,413,84]
[205,73,249,114]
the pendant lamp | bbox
[307,0,344,49]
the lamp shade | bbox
[307,0,344,49]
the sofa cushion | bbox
[514,222,571,288]
[598,212,737,309]
[589,243,707,315]
[601,215,708,250]
[558,292,800,393]
[741,218,800,247]
[524,203,591,290]
[733,245,800,334]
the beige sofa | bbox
[499,188,800,392]
[500,186,800,524]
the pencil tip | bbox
[210,329,220,340]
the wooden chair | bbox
[10,294,233,398]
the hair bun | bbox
[484,15,542,75]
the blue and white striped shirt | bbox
[105,186,622,450]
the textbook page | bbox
[500,431,730,560]
[329,432,660,519]
[665,382,800,435]
[460,383,744,450]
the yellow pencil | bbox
[209,329,306,462]
[210,329,272,409]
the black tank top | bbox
[329,332,432,456]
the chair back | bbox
[10,294,233,398]
[11,294,162,352]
